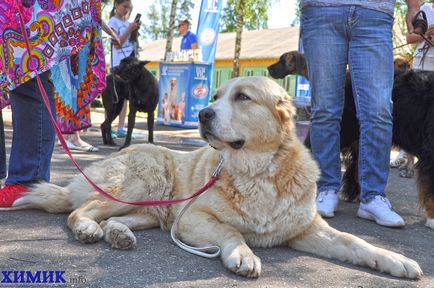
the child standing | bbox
[108,0,140,138]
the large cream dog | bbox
[10,77,422,279]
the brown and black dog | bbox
[268,51,434,229]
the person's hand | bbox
[427,24,434,39]
[128,22,140,32]
[111,35,121,47]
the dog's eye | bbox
[235,93,250,101]
[212,94,218,102]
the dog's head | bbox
[394,56,409,75]
[267,51,308,79]
[199,77,296,154]
[115,57,151,82]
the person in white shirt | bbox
[407,1,434,71]
[107,0,140,138]
[391,1,434,167]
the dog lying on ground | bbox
[101,57,159,149]
[5,77,422,279]
[268,51,434,229]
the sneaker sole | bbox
[317,209,335,218]
[357,208,405,227]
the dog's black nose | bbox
[199,108,215,123]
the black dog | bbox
[101,57,158,149]
[268,51,434,229]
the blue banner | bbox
[158,62,212,128]
[294,31,311,107]
[196,0,223,63]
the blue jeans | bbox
[301,6,394,203]
[6,70,56,185]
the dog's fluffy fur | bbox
[268,51,434,229]
[101,57,158,149]
[9,77,421,278]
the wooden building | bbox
[139,27,300,96]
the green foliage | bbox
[293,0,300,26]
[141,0,194,40]
[220,0,271,32]
[142,0,169,40]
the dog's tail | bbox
[1,183,72,213]
[341,141,361,202]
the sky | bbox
[126,0,297,33]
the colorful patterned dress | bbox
[0,0,106,133]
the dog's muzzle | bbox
[198,108,245,150]
[199,107,216,141]
[267,65,277,78]
[199,108,215,124]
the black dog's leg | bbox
[101,120,109,145]
[120,103,137,150]
[147,111,155,143]
[101,115,117,146]
[103,99,125,146]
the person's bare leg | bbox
[117,101,128,134]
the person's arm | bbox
[116,22,140,47]
[406,31,423,44]
[191,33,199,50]
[102,20,120,46]
[406,0,421,33]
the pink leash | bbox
[15,1,221,206]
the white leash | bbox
[170,159,224,258]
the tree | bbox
[221,0,270,32]
[226,0,271,77]
[164,0,178,59]
[142,0,169,41]
[292,0,301,26]
[232,0,245,77]
[141,0,194,41]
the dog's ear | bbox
[285,51,297,63]
[140,60,151,66]
[275,98,295,124]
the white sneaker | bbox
[425,218,434,229]
[357,195,405,227]
[316,190,339,218]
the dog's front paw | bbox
[101,220,137,250]
[399,167,414,178]
[221,244,261,277]
[73,219,103,244]
[370,249,422,279]
[107,138,117,146]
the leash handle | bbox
[110,42,120,104]
[413,10,428,35]
[170,158,224,258]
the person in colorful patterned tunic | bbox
[0,0,107,207]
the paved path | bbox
[0,109,433,287]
